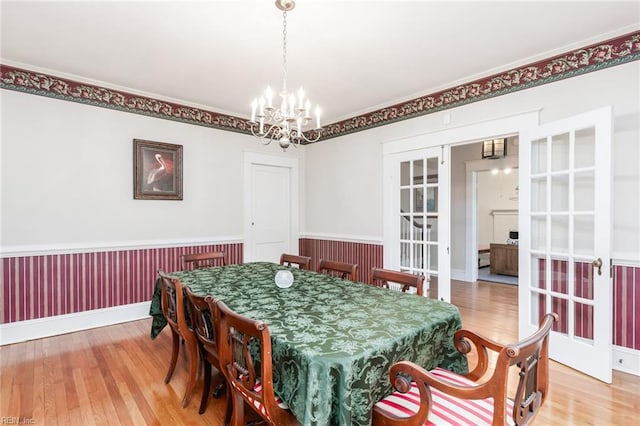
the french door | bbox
[519,106,612,382]
[384,147,451,301]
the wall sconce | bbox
[482,138,507,159]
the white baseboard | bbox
[0,302,151,346]
[613,345,640,376]
[450,268,467,281]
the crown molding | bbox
[2,31,638,141]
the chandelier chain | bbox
[282,11,288,92]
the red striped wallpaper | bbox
[299,238,383,284]
[2,238,639,353]
[613,265,640,350]
[0,243,242,324]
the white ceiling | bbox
[2,1,639,125]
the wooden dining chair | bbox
[279,253,312,270]
[182,251,227,269]
[373,312,558,426]
[369,267,425,297]
[215,300,300,426]
[185,288,230,419]
[316,259,359,282]
[158,270,199,408]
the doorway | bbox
[243,152,299,263]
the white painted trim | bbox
[612,255,640,267]
[243,152,299,263]
[450,268,467,282]
[0,302,150,346]
[299,232,383,245]
[0,236,244,258]
[612,346,640,377]
[382,110,540,155]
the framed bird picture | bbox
[133,139,183,200]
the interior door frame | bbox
[464,154,519,283]
[243,151,299,263]
[384,110,539,292]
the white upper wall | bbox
[0,91,305,252]
[2,61,638,264]
[304,61,640,265]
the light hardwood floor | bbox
[1,280,639,425]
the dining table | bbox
[149,262,468,426]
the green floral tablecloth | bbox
[149,262,467,426]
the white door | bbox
[519,106,612,382]
[385,146,451,301]
[244,153,299,263]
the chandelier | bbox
[248,0,322,151]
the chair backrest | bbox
[280,253,312,270]
[216,300,292,425]
[369,267,425,296]
[158,269,191,337]
[376,313,557,426]
[185,287,219,359]
[182,251,227,269]
[503,312,557,425]
[317,259,359,282]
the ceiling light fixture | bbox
[481,138,507,159]
[248,0,322,151]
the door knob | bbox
[592,257,603,276]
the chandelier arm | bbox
[249,122,282,144]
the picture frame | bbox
[133,139,183,200]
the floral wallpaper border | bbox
[1,31,639,141]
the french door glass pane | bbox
[574,215,594,255]
[426,217,438,242]
[400,215,410,240]
[413,188,424,212]
[413,159,424,185]
[531,216,546,251]
[426,157,439,183]
[426,187,438,212]
[574,302,594,342]
[551,133,570,172]
[550,258,569,295]
[413,243,424,269]
[400,243,410,267]
[531,138,547,174]
[574,261,594,300]
[575,127,595,169]
[531,177,547,212]
[427,243,438,272]
[401,189,410,213]
[574,171,595,211]
[413,216,424,241]
[550,216,569,252]
[400,161,410,186]
[551,296,569,335]
[550,174,569,212]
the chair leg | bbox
[231,390,246,426]
[212,380,226,398]
[180,335,199,408]
[223,384,233,426]
[199,359,212,415]
[164,329,180,384]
